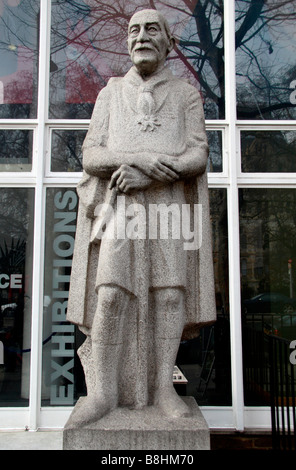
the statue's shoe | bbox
[68,393,117,427]
[154,386,191,418]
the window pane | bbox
[240,189,296,405]
[236,0,296,120]
[241,130,296,172]
[42,188,231,407]
[177,189,231,406]
[49,0,224,120]
[42,188,85,406]
[51,129,222,174]
[0,188,34,407]
[0,0,40,119]
[51,130,86,172]
[0,130,33,172]
[207,130,223,173]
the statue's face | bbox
[127,10,174,75]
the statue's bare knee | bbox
[92,284,130,344]
[153,287,185,338]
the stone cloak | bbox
[67,69,216,408]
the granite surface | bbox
[63,396,210,450]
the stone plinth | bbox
[63,396,210,450]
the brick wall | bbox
[210,432,273,450]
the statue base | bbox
[63,396,210,450]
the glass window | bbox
[42,188,85,406]
[0,0,40,119]
[50,129,222,174]
[241,130,296,172]
[240,188,296,405]
[207,130,223,173]
[0,188,34,407]
[0,129,33,172]
[49,0,224,120]
[51,129,86,172]
[42,187,231,407]
[236,0,296,120]
[177,189,231,406]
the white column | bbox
[224,0,245,431]
[28,0,51,431]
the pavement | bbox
[0,431,63,450]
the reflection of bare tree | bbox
[236,0,296,119]
[49,0,296,120]
[49,0,224,119]
[0,1,295,120]
[0,0,39,118]
[0,129,32,170]
[51,129,86,172]
[0,188,34,324]
[0,188,33,243]
[241,131,296,172]
[240,189,296,298]
[209,188,229,314]
[0,0,39,119]
[207,130,222,172]
[0,239,26,276]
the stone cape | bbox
[66,66,216,409]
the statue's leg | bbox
[71,285,130,425]
[91,285,130,404]
[153,287,190,418]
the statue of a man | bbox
[67,9,216,425]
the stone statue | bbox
[67,9,216,426]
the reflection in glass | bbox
[236,0,296,120]
[0,130,33,172]
[177,189,231,406]
[42,188,231,407]
[241,131,296,173]
[49,0,224,120]
[0,188,34,406]
[51,130,86,172]
[240,189,296,405]
[207,130,223,173]
[0,0,40,119]
[51,129,222,173]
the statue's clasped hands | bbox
[109,154,180,194]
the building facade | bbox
[0,0,296,433]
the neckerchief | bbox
[122,66,174,132]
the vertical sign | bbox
[50,190,78,405]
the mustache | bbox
[133,44,159,52]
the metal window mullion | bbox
[224,0,245,431]
[28,0,51,431]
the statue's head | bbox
[127,9,175,76]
